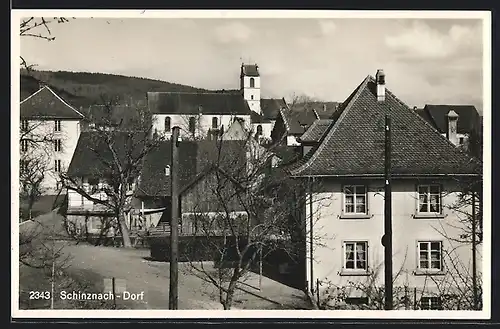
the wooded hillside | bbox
[20,69,222,109]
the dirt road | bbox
[62,243,309,310]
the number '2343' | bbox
[29,291,51,300]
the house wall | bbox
[305,178,481,300]
[251,122,274,140]
[152,114,252,139]
[21,118,81,194]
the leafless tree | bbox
[180,133,329,309]
[20,17,74,72]
[59,98,164,248]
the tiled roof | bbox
[281,106,319,135]
[147,92,252,115]
[289,75,480,177]
[241,64,260,77]
[82,104,146,128]
[136,139,248,197]
[299,119,334,143]
[67,131,147,177]
[420,104,481,134]
[20,86,85,119]
[260,98,287,120]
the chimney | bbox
[376,69,386,102]
[446,109,459,145]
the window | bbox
[21,140,29,152]
[164,165,170,176]
[256,124,263,136]
[212,117,218,129]
[420,297,442,310]
[343,185,367,215]
[188,117,196,134]
[251,95,254,100]
[250,77,255,88]
[418,185,441,214]
[54,120,61,132]
[21,120,29,132]
[54,139,62,152]
[345,297,369,306]
[418,241,443,271]
[164,117,171,132]
[54,159,62,172]
[459,137,464,145]
[343,241,368,271]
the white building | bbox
[20,85,84,195]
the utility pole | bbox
[472,185,478,310]
[383,114,393,310]
[169,126,180,310]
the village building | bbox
[415,104,482,151]
[20,85,85,195]
[287,70,481,309]
[64,131,138,236]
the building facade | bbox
[20,85,84,195]
[288,70,481,310]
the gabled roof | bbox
[67,131,147,177]
[241,64,260,77]
[280,106,319,136]
[260,98,287,120]
[289,75,480,177]
[147,92,252,115]
[299,119,334,143]
[420,104,481,134]
[136,139,248,197]
[20,86,85,119]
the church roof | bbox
[147,91,253,116]
[241,64,260,77]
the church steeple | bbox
[240,63,261,115]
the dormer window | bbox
[165,165,170,176]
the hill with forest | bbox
[20,70,239,109]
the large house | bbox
[20,85,85,195]
[287,70,481,309]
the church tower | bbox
[240,63,261,115]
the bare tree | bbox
[60,98,164,248]
[20,17,74,72]
[179,132,329,309]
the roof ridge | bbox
[46,86,85,118]
[148,91,239,96]
[279,107,291,132]
[291,75,371,176]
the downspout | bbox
[309,177,314,294]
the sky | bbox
[19,15,485,112]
